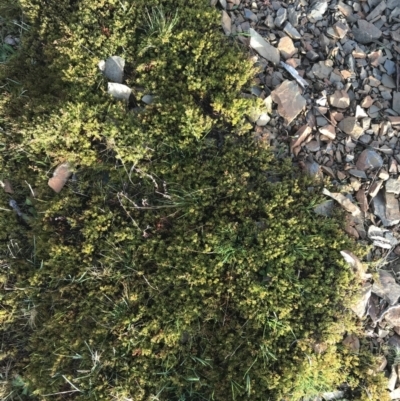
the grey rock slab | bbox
[349,169,368,179]
[249,28,280,65]
[390,28,400,42]
[104,56,125,84]
[244,8,258,22]
[338,117,364,139]
[256,113,271,126]
[314,200,334,216]
[382,74,396,89]
[386,192,400,223]
[307,0,328,22]
[388,0,400,9]
[107,83,132,100]
[221,10,232,35]
[368,225,399,249]
[393,92,400,114]
[356,149,383,171]
[351,283,372,318]
[277,37,297,59]
[312,61,333,80]
[386,178,400,194]
[367,1,387,21]
[283,22,302,40]
[352,20,382,44]
[372,269,400,305]
[274,7,287,28]
[372,191,400,226]
[328,90,350,108]
[384,59,396,75]
[288,7,299,26]
[271,80,306,125]
[141,95,154,104]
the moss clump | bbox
[0,0,389,400]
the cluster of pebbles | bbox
[215,0,400,396]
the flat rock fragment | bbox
[271,80,306,125]
[372,270,400,305]
[328,90,350,109]
[48,162,72,193]
[314,200,334,216]
[356,149,383,171]
[393,92,400,115]
[283,22,301,40]
[366,1,387,21]
[368,225,399,249]
[322,188,362,217]
[352,20,382,44]
[351,283,372,318]
[340,250,370,280]
[386,178,400,194]
[307,0,328,22]
[373,191,400,226]
[338,117,364,139]
[221,10,231,35]
[103,56,125,83]
[107,83,132,100]
[386,192,400,222]
[249,28,280,65]
[278,36,296,59]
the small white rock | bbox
[256,113,271,126]
[107,83,132,101]
[142,95,154,104]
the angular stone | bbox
[283,22,301,40]
[338,0,355,20]
[107,83,132,100]
[256,113,271,126]
[244,8,258,22]
[277,36,297,59]
[356,149,383,171]
[372,269,400,305]
[386,192,400,222]
[338,117,364,139]
[361,95,374,108]
[393,92,400,114]
[351,283,372,318]
[367,1,387,21]
[274,8,287,27]
[271,80,306,125]
[385,59,396,75]
[48,162,72,193]
[333,21,348,38]
[141,95,154,104]
[291,124,312,149]
[312,60,333,80]
[328,90,350,109]
[249,28,280,65]
[307,0,328,22]
[319,124,336,140]
[386,178,400,194]
[382,74,396,89]
[221,10,231,35]
[388,0,400,9]
[391,28,400,42]
[103,56,125,83]
[314,200,335,217]
[352,20,382,44]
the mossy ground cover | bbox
[0,0,389,400]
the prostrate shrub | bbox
[0,1,389,400]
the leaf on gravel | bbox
[322,188,362,217]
